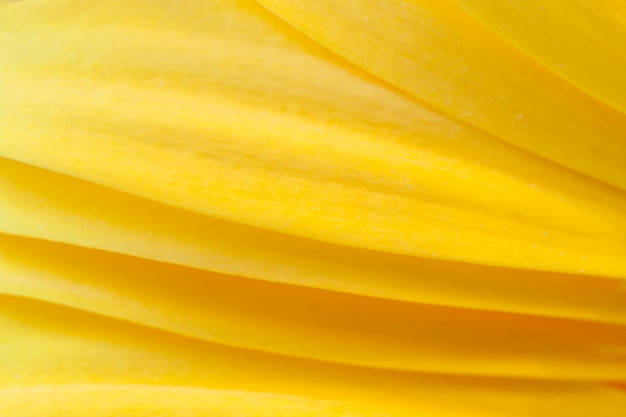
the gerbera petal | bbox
[2,0,626,275]
[3,0,626,414]
[3,233,626,379]
[258,0,626,191]
[3,295,626,416]
[452,0,626,116]
[0,385,385,417]
[2,159,626,326]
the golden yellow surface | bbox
[1,0,626,415]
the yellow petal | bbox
[0,385,384,417]
[1,0,626,276]
[4,0,626,414]
[258,0,626,191]
[4,233,626,379]
[2,158,626,328]
[452,0,626,116]
[3,294,626,417]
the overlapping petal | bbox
[3,295,626,417]
[1,0,626,275]
[259,0,626,191]
[2,158,626,326]
[2,0,626,415]
[4,233,626,379]
[452,0,626,116]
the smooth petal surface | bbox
[0,386,386,417]
[2,158,626,327]
[259,0,626,191]
[452,0,626,116]
[3,233,626,379]
[3,0,626,414]
[1,0,626,276]
[3,295,626,417]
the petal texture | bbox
[2,0,626,414]
[0,386,386,417]
[3,233,626,379]
[452,0,626,116]
[259,0,626,191]
[2,158,626,326]
[1,0,626,275]
[3,295,626,417]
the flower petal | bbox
[3,295,626,416]
[1,0,626,275]
[2,159,626,326]
[0,385,382,417]
[3,233,626,379]
[258,0,626,191]
[452,0,626,116]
